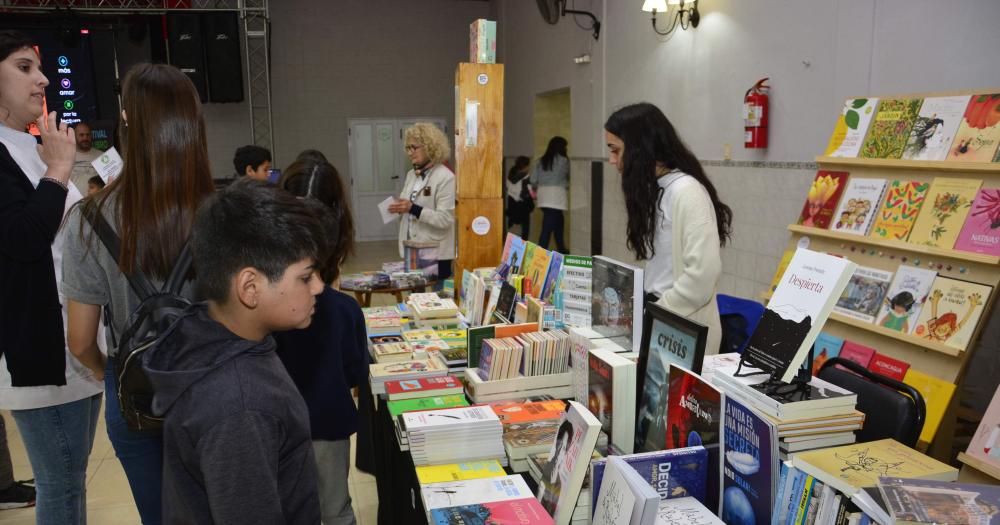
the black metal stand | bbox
[734,344,817,401]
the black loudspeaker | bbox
[166,13,208,102]
[203,12,243,103]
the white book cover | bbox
[902,95,971,161]
[592,256,644,352]
[569,327,600,404]
[421,475,534,511]
[830,178,888,236]
[537,400,602,525]
[592,456,659,525]
[745,248,856,383]
[825,98,879,158]
[875,265,937,335]
[402,405,500,432]
[588,346,637,454]
[654,497,724,524]
[832,265,894,323]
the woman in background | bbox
[531,136,570,253]
[604,103,732,354]
[506,155,533,239]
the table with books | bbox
[340,271,437,307]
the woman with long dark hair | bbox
[62,63,215,524]
[531,136,570,253]
[604,103,732,353]
[506,155,533,238]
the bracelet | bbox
[40,177,69,191]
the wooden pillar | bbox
[454,63,504,281]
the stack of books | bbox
[408,292,462,327]
[420,474,553,525]
[371,341,412,363]
[387,393,469,450]
[492,400,566,471]
[434,328,469,371]
[362,306,403,336]
[401,405,506,466]
[369,356,448,395]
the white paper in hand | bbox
[378,196,398,224]
[91,147,123,183]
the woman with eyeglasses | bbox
[388,122,456,283]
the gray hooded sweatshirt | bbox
[143,304,320,524]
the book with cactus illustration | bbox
[901,96,970,161]
[947,93,1000,163]
[825,98,879,157]
[908,178,982,248]
[860,98,923,159]
[796,170,849,229]
[955,189,1000,255]
[870,180,930,241]
[912,276,992,351]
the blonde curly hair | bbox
[404,122,451,165]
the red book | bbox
[797,170,850,229]
[868,352,910,381]
[385,375,463,401]
[838,341,876,368]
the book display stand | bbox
[774,89,1000,459]
[734,344,816,401]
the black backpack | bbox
[85,210,193,431]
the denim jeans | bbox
[11,394,102,525]
[104,357,163,525]
[538,207,568,253]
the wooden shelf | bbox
[787,224,1000,265]
[827,312,962,356]
[815,156,1000,174]
[958,452,1000,482]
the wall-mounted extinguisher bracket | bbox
[744,77,770,149]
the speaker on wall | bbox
[166,13,208,102]
[203,12,243,103]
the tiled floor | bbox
[0,240,400,524]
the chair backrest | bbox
[817,357,926,448]
[717,294,765,354]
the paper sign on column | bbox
[91,147,123,183]
[465,100,479,147]
[378,196,397,224]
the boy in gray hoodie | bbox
[143,179,326,523]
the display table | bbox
[340,279,437,307]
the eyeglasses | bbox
[404,145,423,152]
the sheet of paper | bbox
[465,100,479,147]
[91,147,123,183]
[378,196,397,224]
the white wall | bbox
[496,0,1000,298]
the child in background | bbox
[142,179,323,523]
[276,160,367,525]
[86,175,105,196]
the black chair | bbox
[817,357,926,448]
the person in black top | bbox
[506,155,533,239]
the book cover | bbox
[833,265,894,323]
[810,332,844,376]
[667,365,724,513]
[416,460,506,484]
[524,245,552,299]
[385,375,463,398]
[403,328,442,342]
[968,388,1000,471]
[588,346,637,454]
[825,98,879,158]
[902,95,971,160]
[561,255,593,327]
[912,276,992,351]
[541,251,564,303]
[422,475,533,512]
[387,395,469,418]
[430,497,554,525]
[791,439,958,496]
[592,256,644,352]
[797,171,849,229]
[860,98,923,159]
[504,420,560,449]
[373,341,413,363]
[592,456,660,525]
[499,233,525,278]
[869,179,930,241]
[867,352,910,381]
[536,401,602,525]
[830,178,888,235]
[902,369,956,445]
[369,358,447,379]
[908,177,983,248]
[767,249,795,294]
[878,477,1000,525]
[948,93,1000,163]
[491,400,566,425]
[590,447,709,511]
[409,293,460,319]
[955,188,1000,255]
[746,248,856,383]
[721,396,778,525]
[875,265,937,335]
[655,497,724,524]
[838,341,876,367]
[521,242,539,282]
[467,325,497,369]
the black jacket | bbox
[0,142,68,386]
[143,304,321,524]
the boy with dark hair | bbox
[233,144,273,180]
[142,178,323,523]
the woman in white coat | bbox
[604,103,733,354]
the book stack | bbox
[385,375,464,401]
[408,292,461,324]
[362,306,402,336]
[401,405,506,466]
[371,341,413,363]
[388,393,470,450]
[434,328,469,370]
[493,400,566,471]
[422,474,553,525]
[369,356,449,395]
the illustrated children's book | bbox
[902,368,956,446]
[908,177,982,248]
[796,171,849,229]
[912,276,992,351]
[955,188,1000,255]
[536,401,602,525]
[869,179,930,241]
[810,332,844,376]
[833,265,894,323]
[948,93,1000,163]
[875,265,937,335]
[860,97,923,159]
[721,396,778,525]
[830,178,888,235]
[967,387,1000,472]
[666,366,724,513]
[902,95,971,161]
[878,477,1000,525]
[825,97,879,158]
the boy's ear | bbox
[235,267,264,308]
[244,164,254,177]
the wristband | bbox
[40,177,69,191]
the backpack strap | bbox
[83,207,158,300]
[163,241,192,295]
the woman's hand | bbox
[36,111,76,184]
[387,198,412,214]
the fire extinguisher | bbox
[744,78,770,149]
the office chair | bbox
[817,357,926,448]
[717,294,765,354]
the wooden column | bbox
[454,63,504,281]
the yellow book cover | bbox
[907,177,982,248]
[825,98,879,157]
[521,242,539,282]
[402,328,439,342]
[902,368,957,445]
[912,276,993,351]
[869,180,930,241]
[414,460,506,484]
[523,246,552,298]
[767,249,795,294]
[792,439,958,495]
[860,98,923,159]
[435,328,467,342]
[947,93,1000,162]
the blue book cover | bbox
[771,463,790,525]
[590,446,708,514]
[722,396,779,525]
[540,251,563,303]
[783,470,808,525]
[506,236,527,276]
[810,332,844,376]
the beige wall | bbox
[526,89,572,247]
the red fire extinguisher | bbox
[744,78,770,149]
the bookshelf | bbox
[770,89,1000,459]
